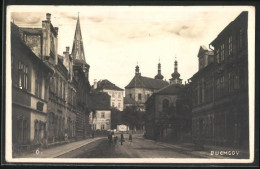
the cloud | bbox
[59,12,78,20]
[11,12,42,25]
[87,16,103,23]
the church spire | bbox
[155,58,164,80]
[170,57,182,85]
[71,13,85,61]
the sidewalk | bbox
[151,140,249,159]
[15,137,105,158]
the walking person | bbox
[108,132,112,147]
[120,133,124,145]
[129,132,132,142]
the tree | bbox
[122,106,145,130]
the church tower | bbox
[169,58,182,85]
[71,14,89,80]
[154,60,164,80]
[71,14,85,62]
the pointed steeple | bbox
[71,14,85,61]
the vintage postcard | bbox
[5,5,255,164]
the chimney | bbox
[66,46,70,53]
[93,79,97,89]
[46,13,51,21]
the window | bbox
[112,92,115,98]
[138,93,142,100]
[93,124,96,130]
[63,81,65,100]
[129,94,132,98]
[55,76,58,95]
[220,44,225,62]
[228,36,233,55]
[101,112,105,118]
[118,93,121,98]
[112,102,115,107]
[17,117,28,144]
[18,61,29,90]
[239,28,245,49]
[220,76,225,91]
[234,75,240,89]
[162,99,170,113]
[101,124,105,130]
[35,71,42,98]
[118,103,120,108]
[147,94,150,99]
[216,49,220,63]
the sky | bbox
[10,6,247,89]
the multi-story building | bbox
[89,92,111,131]
[125,64,169,111]
[11,13,92,152]
[190,12,249,149]
[145,60,191,141]
[11,22,53,151]
[94,79,124,111]
[70,15,92,139]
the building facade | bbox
[70,15,92,139]
[89,92,111,131]
[191,12,249,149]
[11,22,53,150]
[11,13,92,152]
[94,79,124,111]
[125,64,169,111]
[145,60,191,141]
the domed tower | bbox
[135,64,141,76]
[154,61,164,80]
[169,58,182,85]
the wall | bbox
[24,34,42,58]
[103,89,124,111]
[90,110,111,131]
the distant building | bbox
[125,64,169,111]
[94,79,124,111]
[190,12,249,149]
[145,60,191,141]
[169,59,182,85]
[89,92,111,131]
[123,97,137,109]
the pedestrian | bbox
[129,132,132,142]
[108,132,112,147]
[120,133,124,145]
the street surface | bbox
[58,133,202,158]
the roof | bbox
[124,97,137,104]
[11,23,53,74]
[89,92,111,110]
[125,75,169,89]
[210,11,248,46]
[155,73,164,80]
[154,84,183,95]
[20,27,42,34]
[96,79,124,91]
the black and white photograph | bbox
[4,5,255,164]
